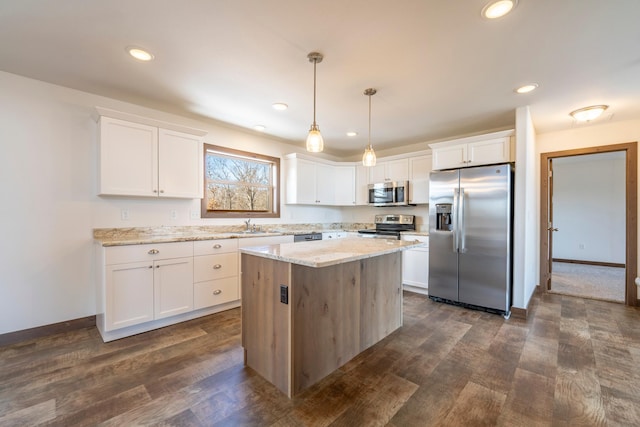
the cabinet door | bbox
[333,166,355,205]
[402,248,429,290]
[432,144,467,170]
[287,158,317,204]
[467,137,510,166]
[368,162,387,183]
[105,261,154,330]
[355,164,370,205]
[154,257,194,320]
[315,163,334,204]
[386,159,409,182]
[99,117,158,196]
[409,155,432,204]
[158,129,202,198]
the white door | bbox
[154,257,194,319]
[158,129,202,198]
[99,117,158,196]
[105,261,154,330]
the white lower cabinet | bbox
[402,235,429,295]
[153,257,194,319]
[105,261,154,330]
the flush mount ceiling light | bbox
[362,88,377,167]
[515,83,538,94]
[569,105,609,122]
[482,0,517,19]
[272,103,288,111]
[306,52,324,153]
[126,46,154,61]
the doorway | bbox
[540,142,638,306]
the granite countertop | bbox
[93,224,427,247]
[239,237,426,268]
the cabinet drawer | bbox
[194,239,238,256]
[105,241,193,265]
[194,252,238,282]
[194,276,239,309]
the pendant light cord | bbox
[312,59,317,126]
[368,93,372,149]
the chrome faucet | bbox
[244,219,251,231]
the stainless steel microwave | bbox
[368,181,411,206]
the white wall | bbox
[552,152,625,263]
[513,106,539,309]
[0,71,344,334]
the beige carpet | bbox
[551,261,625,302]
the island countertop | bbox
[239,236,425,268]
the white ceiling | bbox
[1,0,640,156]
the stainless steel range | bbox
[358,214,415,240]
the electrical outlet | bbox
[121,209,129,220]
[190,209,199,220]
[170,210,178,220]
[280,285,288,304]
[579,243,585,250]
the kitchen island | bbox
[240,237,424,397]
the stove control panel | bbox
[374,214,414,225]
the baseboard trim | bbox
[510,284,541,320]
[0,316,97,347]
[553,258,625,268]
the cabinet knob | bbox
[160,190,164,194]
[213,289,222,295]
[148,265,153,269]
[213,264,222,269]
[153,189,158,193]
[148,249,159,254]
[213,244,222,249]
[156,265,160,268]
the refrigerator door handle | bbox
[452,188,459,252]
[459,187,466,253]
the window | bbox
[201,144,280,218]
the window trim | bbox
[200,144,280,219]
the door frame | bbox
[539,142,638,306]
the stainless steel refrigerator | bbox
[428,164,513,317]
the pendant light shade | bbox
[362,88,377,167]
[306,52,324,153]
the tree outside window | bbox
[201,144,280,218]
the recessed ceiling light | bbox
[569,105,609,122]
[347,131,358,137]
[515,83,538,94]
[482,0,517,19]
[254,125,266,132]
[126,46,154,61]
[272,103,288,111]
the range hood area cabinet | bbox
[284,153,356,206]
[429,129,514,171]
[97,108,207,199]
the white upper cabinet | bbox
[334,165,356,205]
[430,130,514,171]
[158,129,203,198]
[98,111,205,199]
[369,158,409,183]
[355,164,370,205]
[408,154,432,204]
[285,154,356,206]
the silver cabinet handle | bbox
[148,249,159,254]
[213,244,222,249]
[213,264,222,269]
[153,189,158,193]
[155,265,160,268]
[159,190,164,193]
[213,289,222,295]
[148,265,153,269]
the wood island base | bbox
[241,251,402,397]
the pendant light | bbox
[362,88,377,167]
[306,52,324,152]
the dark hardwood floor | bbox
[1,291,639,426]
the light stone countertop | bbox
[95,231,290,247]
[239,237,426,268]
